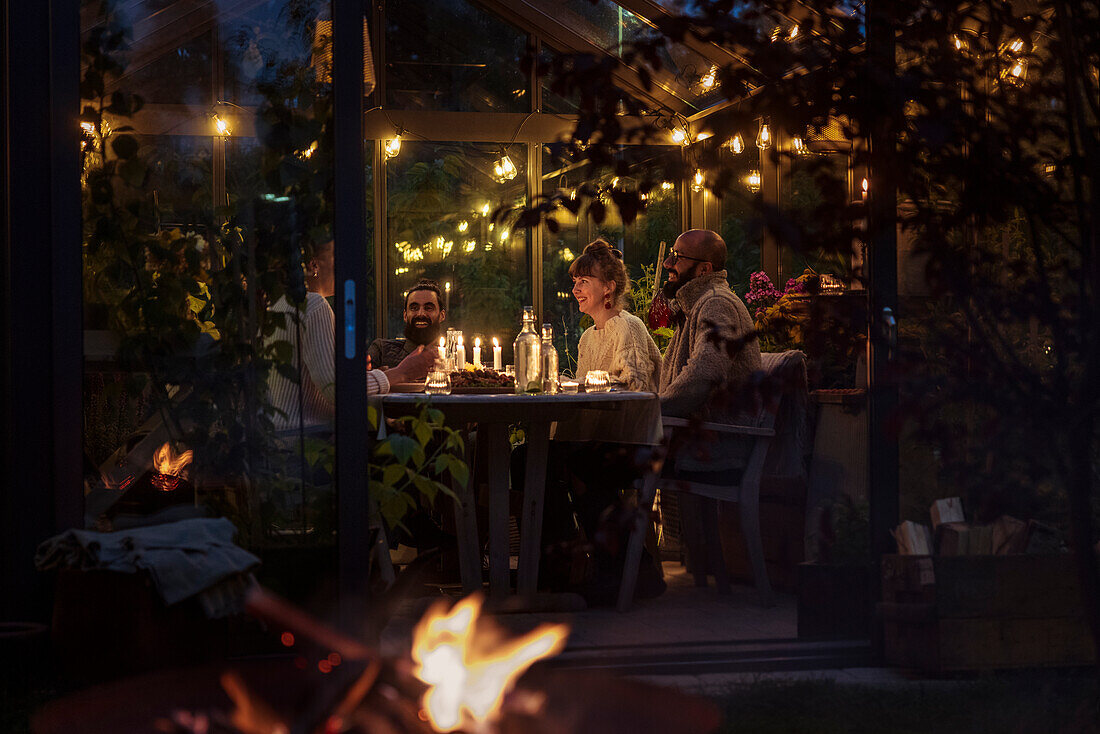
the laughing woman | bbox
[570,239,662,391]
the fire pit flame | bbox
[411,594,569,733]
[151,442,193,492]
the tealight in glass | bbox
[424,360,452,395]
[584,370,610,393]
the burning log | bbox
[37,587,719,734]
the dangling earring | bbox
[604,294,613,309]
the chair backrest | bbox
[759,350,810,479]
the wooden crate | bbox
[880,554,1095,671]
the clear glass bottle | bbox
[541,324,560,394]
[513,306,542,393]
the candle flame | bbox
[492,337,499,347]
[475,337,481,347]
[412,594,568,732]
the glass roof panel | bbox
[549,0,723,110]
[385,0,530,112]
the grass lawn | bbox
[714,673,1099,733]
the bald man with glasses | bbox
[658,229,762,473]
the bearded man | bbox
[367,279,447,370]
[659,229,761,471]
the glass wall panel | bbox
[385,141,530,361]
[385,0,529,112]
[81,1,339,602]
[717,146,763,296]
[541,144,681,367]
[779,152,852,282]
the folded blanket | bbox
[36,517,259,616]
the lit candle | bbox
[438,336,446,361]
[444,281,451,313]
[473,337,482,369]
[455,335,466,370]
[492,337,502,371]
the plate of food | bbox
[449,368,515,394]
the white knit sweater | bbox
[575,311,662,392]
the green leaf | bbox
[413,419,433,446]
[382,463,407,487]
[445,454,469,488]
[426,408,445,424]
[412,474,438,503]
[386,434,420,464]
[275,363,300,383]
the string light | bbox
[756,122,771,150]
[492,153,517,183]
[480,203,491,216]
[792,137,809,155]
[661,181,675,190]
[699,65,718,90]
[691,169,705,193]
[213,115,230,136]
[464,240,477,253]
[725,133,745,154]
[458,220,469,232]
[747,170,762,193]
[384,133,402,159]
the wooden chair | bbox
[617,413,777,611]
[618,351,810,611]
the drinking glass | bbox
[424,360,453,395]
[584,370,610,392]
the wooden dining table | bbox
[376,391,662,597]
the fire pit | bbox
[33,588,721,734]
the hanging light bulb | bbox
[384,133,402,159]
[492,153,518,183]
[792,137,809,155]
[457,220,469,232]
[479,202,491,216]
[699,65,718,90]
[1001,59,1027,86]
[756,122,771,150]
[691,169,705,193]
[861,177,869,200]
[213,115,230,136]
[724,133,745,155]
[747,170,762,193]
[670,128,688,145]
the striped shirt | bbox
[266,292,389,431]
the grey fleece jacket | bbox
[659,270,762,470]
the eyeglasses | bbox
[665,249,708,264]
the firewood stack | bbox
[892,497,1063,557]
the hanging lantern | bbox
[724,133,745,155]
[756,122,771,150]
[747,170,761,193]
[492,154,518,183]
[384,134,402,159]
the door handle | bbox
[344,279,356,359]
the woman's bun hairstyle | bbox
[568,238,629,309]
